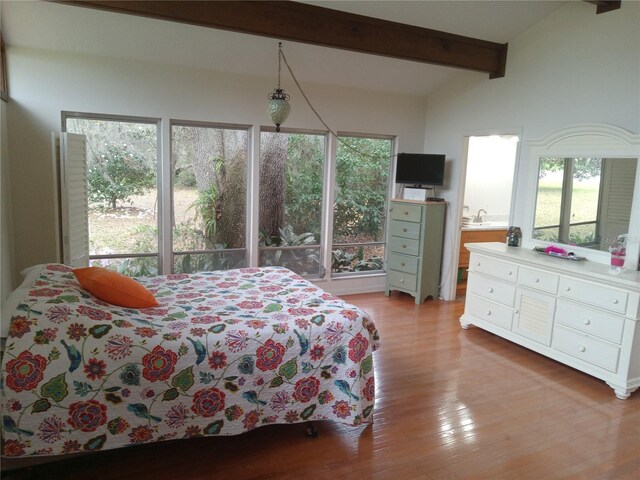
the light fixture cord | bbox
[279,45,390,160]
[277,42,283,90]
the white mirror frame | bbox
[523,124,640,268]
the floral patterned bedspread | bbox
[1,264,380,457]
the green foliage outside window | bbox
[87,144,156,209]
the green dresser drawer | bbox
[388,253,419,274]
[390,219,421,240]
[389,235,420,256]
[387,269,418,291]
[390,202,423,223]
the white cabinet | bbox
[460,242,640,400]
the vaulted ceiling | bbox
[2,0,568,96]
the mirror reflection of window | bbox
[533,157,637,250]
[569,157,602,247]
[598,158,637,250]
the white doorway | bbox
[463,135,519,223]
[453,134,519,298]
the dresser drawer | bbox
[390,202,423,223]
[387,269,417,291]
[389,219,421,240]
[556,300,625,344]
[469,254,517,283]
[518,267,559,294]
[388,253,419,275]
[466,293,513,330]
[559,278,628,315]
[468,272,516,307]
[389,235,420,256]
[552,324,620,373]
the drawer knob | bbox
[534,278,540,283]
[583,318,591,325]
[488,287,494,293]
[400,278,404,283]
[404,211,409,215]
[401,262,406,267]
[565,286,571,292]
[476,262,481,267]
[485,310,492,316]
[402,244,407,249]
[402,228,407,232]
[578,345,586,353]
[612,299,619,305]
[508,271,513,276]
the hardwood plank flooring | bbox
[3,292,640,479]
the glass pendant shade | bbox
[267,89,290,132]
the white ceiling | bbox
[1,0,567,96]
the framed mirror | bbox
[524,125,640,269]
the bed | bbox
[1,264,380,458]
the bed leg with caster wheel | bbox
[305,421,318,438]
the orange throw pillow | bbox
[73,267,158,308]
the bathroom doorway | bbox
[456,134,519,296]
[463,135,519,225]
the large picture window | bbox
[171,122,248,273]
[64,113,394,282]
[65,115,160,275]
[332,135,392,275]
[258,131,325,277]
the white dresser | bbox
[460,242,640,399]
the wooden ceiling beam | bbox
[50,0,508,78]
[585,1,622,14]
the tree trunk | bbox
[259,133,287,239]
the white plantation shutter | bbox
[599,158,637,248]
[57,132,90,267]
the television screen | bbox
[395,153,445,186]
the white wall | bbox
[5,47,428,289]
[425,1,640,299]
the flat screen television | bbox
[395,153,445,186]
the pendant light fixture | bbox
[267,42,290,132]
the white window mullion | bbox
[247,126,261,267]
[159,119,172,274]
[321,134,337,281]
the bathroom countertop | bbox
[461,223,509,231]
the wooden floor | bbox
[4,293,640,479]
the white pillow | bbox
[1,264,46,339]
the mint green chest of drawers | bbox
[384,200,446,303]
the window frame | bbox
[331,132,395,278]
[62,111,163,272]
[257,126,329,279]
[169,119,252,273]
[61,111,395,282]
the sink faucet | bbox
[474,209,487,223]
